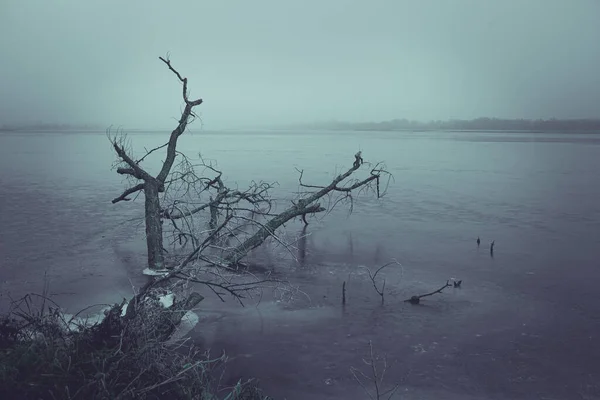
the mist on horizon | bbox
[1,0,599,131]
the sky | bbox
[1,0,599,130]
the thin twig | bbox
[365,261,400,304]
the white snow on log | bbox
[143,268,169,277]
[167,311,199,343]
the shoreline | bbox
[3,128,600,135]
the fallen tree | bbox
[108,54,391,332]
[405,280,455,305]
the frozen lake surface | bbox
[1,129,599,399]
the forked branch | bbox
[365,261,400,304]
[112,183,145,204]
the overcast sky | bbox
[1,0,599,129]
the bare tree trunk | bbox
[110,56,203,272]
[144,181,165,270]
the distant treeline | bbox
[0,122,103,132]
[302,118,600,132]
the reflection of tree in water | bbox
[294,227,389,268]
[347,231,354,257]
[297,226,309,266]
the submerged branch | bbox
[405,280,453,305]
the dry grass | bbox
[0,292,271,400]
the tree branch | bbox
[350,340,400,400]
[116,167,138,177]
[223,152,388,267]
[365,261,399,304]
[155,56,203,184]
[112,183,145,204]
[225,203,325,266]
[111,141,154,182]
[405,280,453,304]
[136,142,169,164]
[300,152,365,205]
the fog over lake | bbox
[2,0,600,129]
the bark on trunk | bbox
[225,203,325,266]
[144,180,165,270]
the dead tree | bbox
[110,56,203,271]
[107,56,391,339]
[110,56,390,275]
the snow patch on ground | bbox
[159,293,175,308]
[30,290,196,342]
